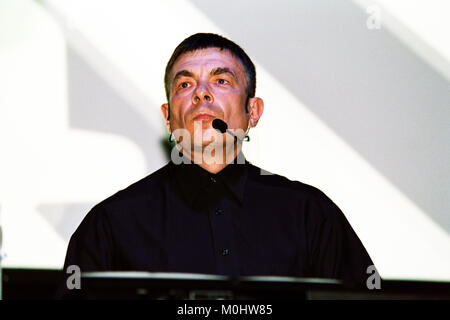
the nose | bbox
[192,82,213,104]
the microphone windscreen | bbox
[212,119,228,133]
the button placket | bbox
[206,183,239,275]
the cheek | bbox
[170,98,189,124]
[225,95,248,124]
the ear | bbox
[161,103,170,131]
[247,97,264,128]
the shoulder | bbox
[247,162,330,200]
[68,163,172,247]
[91,162,171,213]
[246,163,342,220]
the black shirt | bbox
[62,153,374,287]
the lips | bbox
[193,113,215,121]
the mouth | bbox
[193,113,215,121]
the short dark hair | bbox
[164,33,256,119]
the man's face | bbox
[163,48,250,148]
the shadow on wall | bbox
[37,203,94,242]
[37,44,175,241]
[66,44,170,171]
[189,0,450,231]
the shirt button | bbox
[215,208,224,215]
[210,176,216,183]
[221,249,230,256]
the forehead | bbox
[171,47,245,78]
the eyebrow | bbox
[210,67,237,79]
[172,70,194,84]
[172,67,238,87]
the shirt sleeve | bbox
[55,204,114,299]
[304,191,375,287]
[63,204,114,271]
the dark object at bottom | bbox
[2,268,450,300]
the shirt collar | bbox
[168,152,249,206]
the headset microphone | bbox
[212,119,244,142]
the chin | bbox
[191,128,217,147]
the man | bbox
[61,33,374,293]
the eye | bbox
[217,79,229,85]
[180,82,190,89]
